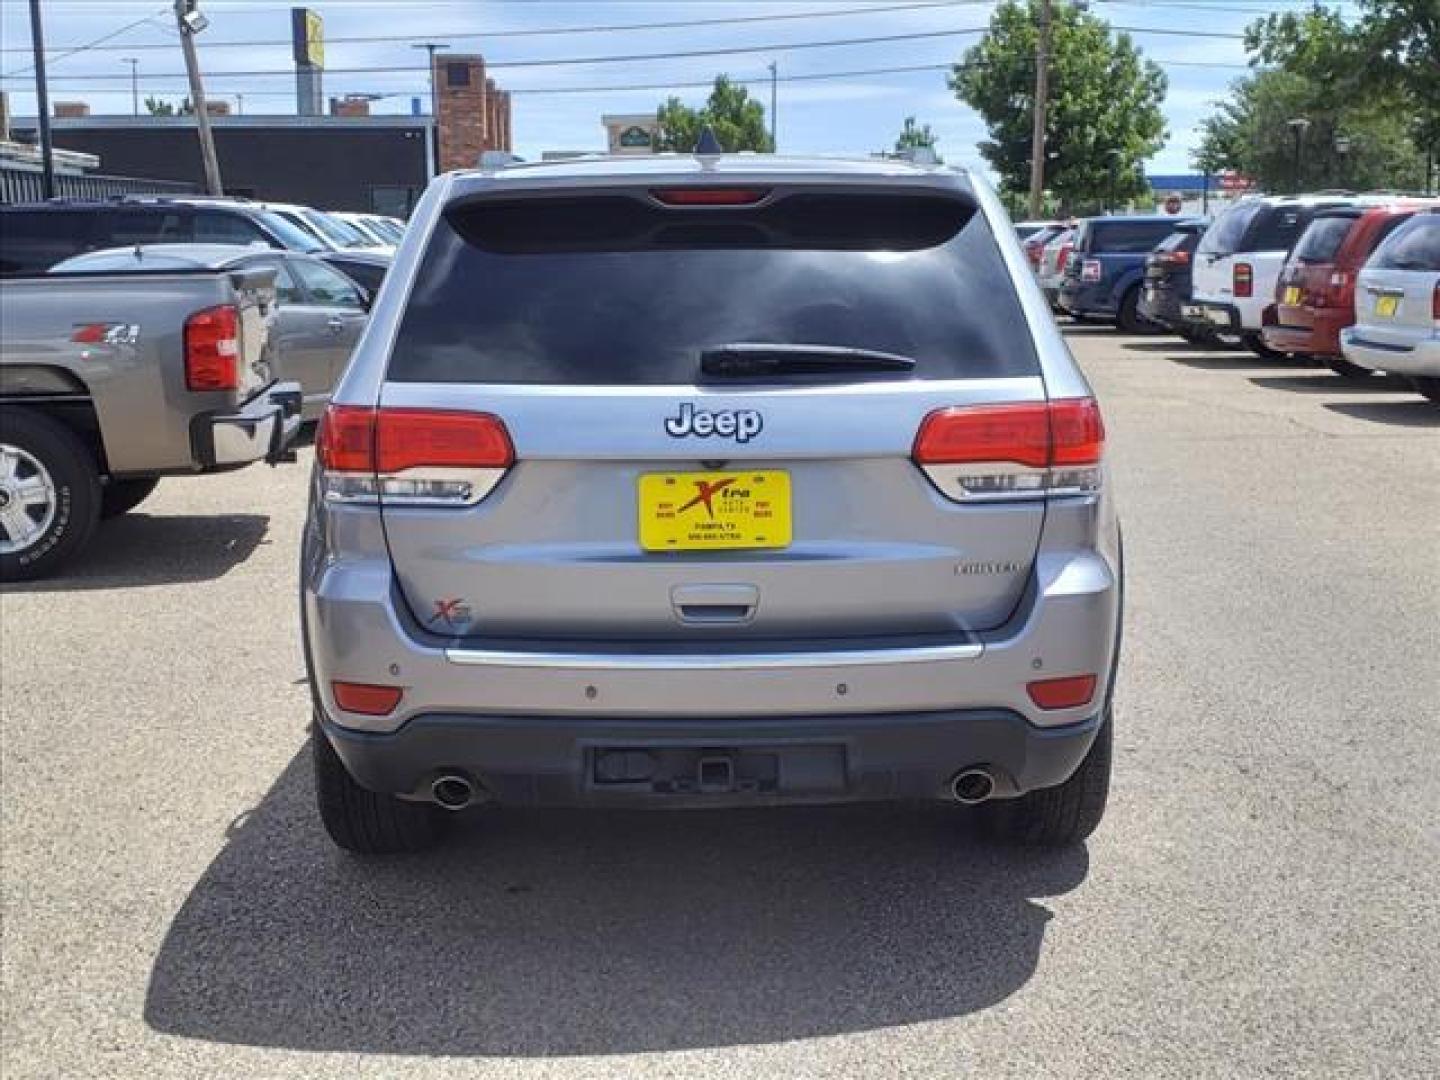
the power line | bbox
[0,1,981,55]
[1,22,1250,84]
[5,7,171,77]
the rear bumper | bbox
[1183,300,1243,333]
[190,380,303,469]
[319,706,1104,806]
[1057,282,1114,317]
[1263,308,1347,357]
[1340,328,1440,378]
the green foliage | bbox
[143,96,193,116]
[1194,2,1433,192]
[949,0,1167,211]
[1194,69,1423,192]
[895,116,941,160]
[655,75,773,153]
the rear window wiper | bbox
[699,343,916,378]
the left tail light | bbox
[1057,242,1074,272]
[183,304,240,391]
[913,398,1104,502]
[317,404,513,507]
[1233,262,1254,298]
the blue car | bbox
[1058,215,1196,331]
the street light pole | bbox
[1027,0,1053,218]
[175,0,223,195]
[1333,133,1351,190]
[1287,117,1310,195]
[768,60,777,151]
[412,42,449,176]
[122,57,139,116]
[26,0,56,200]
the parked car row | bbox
[0,196,407,578]
[1018,194,1440,404]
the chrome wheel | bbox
[0,444,58,555]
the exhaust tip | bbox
[951,768,996,805]
[431,774,475,811]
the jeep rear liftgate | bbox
[331,186,1064,643]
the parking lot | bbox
[1,327,1437,1079]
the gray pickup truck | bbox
[0,264,300,580]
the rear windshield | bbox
[0,210,92,275]
[1370,213,1440,272]
[388,191,1039,385]
[1197,203,1262,256]
[1084,219,1177,254]
[1246,205,1313,250]
[1292,215,1357,263]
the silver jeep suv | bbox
[301,155,1122,853]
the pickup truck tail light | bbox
[183,304,240,391]
[1080,258,1102,283]
[913,398,1104,502]
[1233,262,1254,298]
[1433,281,1439,321]
[317,404,513,507]
[1057,242,1074,273]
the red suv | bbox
[1264,202,1436,375]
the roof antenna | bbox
[694,126,724,157]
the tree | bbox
[1245,1,1438,184]
[949,0,1167,212]
[1192,2,1431,192]
[894,116,941,160]
[144,95,193,116]
[1193,69,1423,193]
[655,75,772,152]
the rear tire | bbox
[100,477,160,519]
[0,408,101,582]
[1115,286,1149,333]
[1413,376,1440,404]
[978,709,1112,847]
[312,715,449,854]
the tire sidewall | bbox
[0,410,100,582]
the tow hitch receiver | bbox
[590,745,845,796]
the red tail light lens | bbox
[1048,398,1106,466]
[1057,243,1073,272]
[1162,249,1190,266]
[183,304,240,391]
[332,681,403,716]
[1433,282,1439,321]
[1233,262,1253,298]
[650,187,768,206]
[915,403,1051,468]
[1026,674,1097,710]
[317,404,513,507]
[375,410,513,473]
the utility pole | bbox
[26,0,56,199]
[412,42,449,176]
[122,57,139,116]
[768,61,778,152]
[1027,0,1053,218]
[174,0,222,195]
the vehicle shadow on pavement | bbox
[144,747,1089,1057]
[1323,400,1440,427]
[1169,355,1303,372]
[4,513,269,592]
[1248,374,1410,395]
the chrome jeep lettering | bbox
[664,403,763,443]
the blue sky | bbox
[1,1,1364,175]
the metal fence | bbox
[0,165,198,204]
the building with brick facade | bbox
[432,53,512,172]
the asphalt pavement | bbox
[2,329,1437,1079]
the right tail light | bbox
[913,398,1104,502]
[1233,262,1254,298]
[317,404,513,507]
[183,304,240,391]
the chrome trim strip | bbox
[445,641,984,670]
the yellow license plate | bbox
[1375,295,1399,318]
[1283,286,1301,306]
[638,470,791,552]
